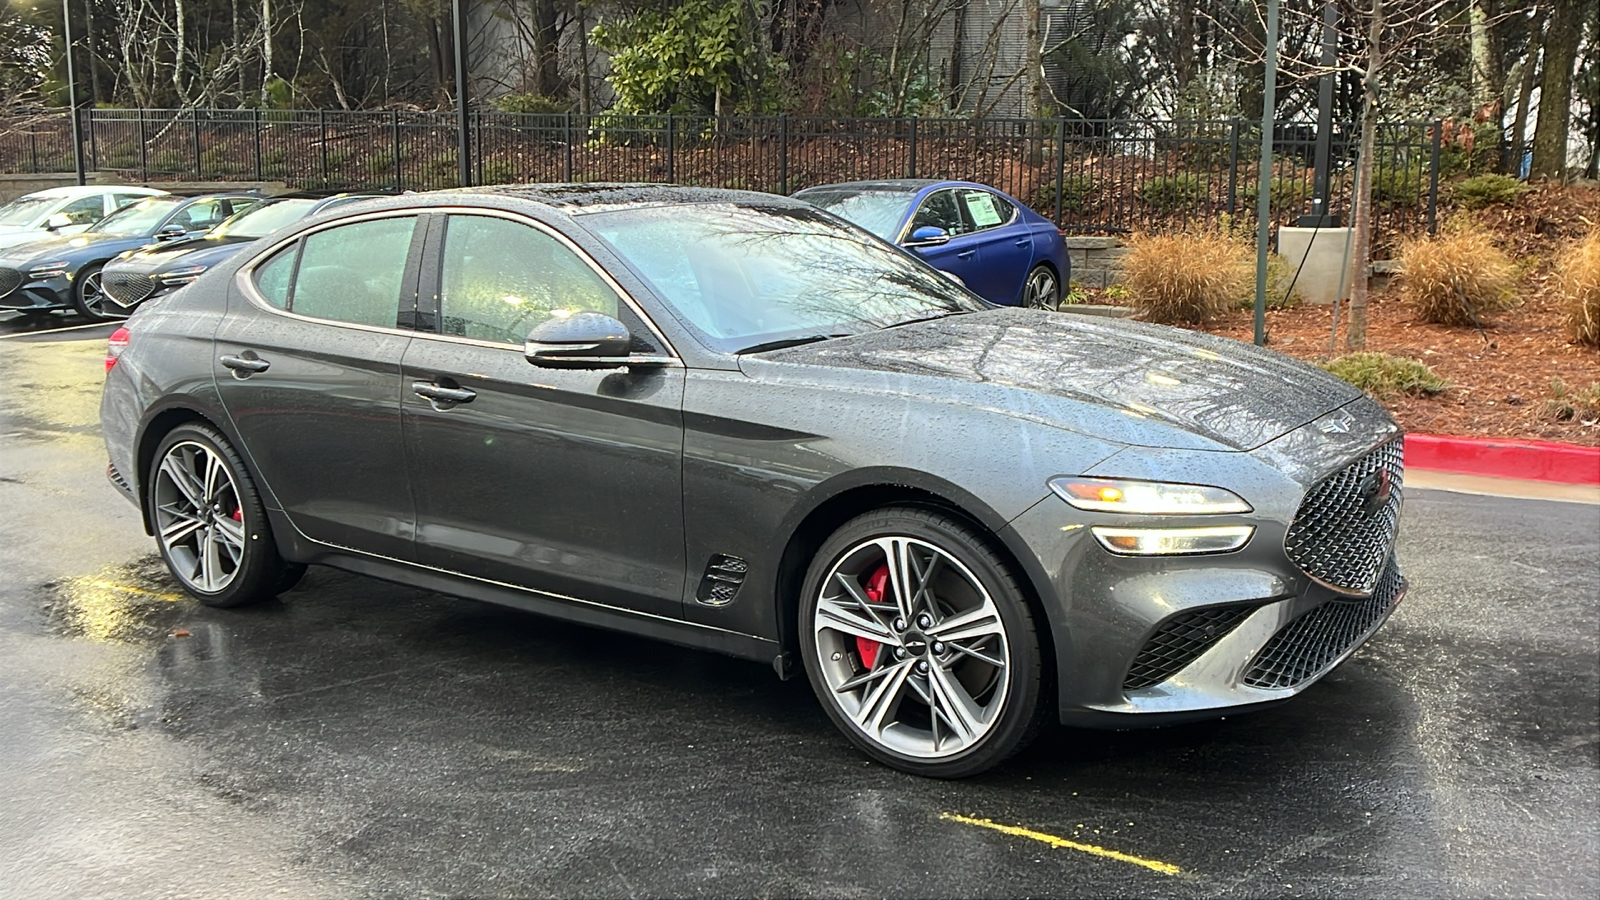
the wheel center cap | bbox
[902,631,930,657]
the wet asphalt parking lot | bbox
[1,310,1596,899]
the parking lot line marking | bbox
[83,579,185,602]
[0,320,119,339]
[940,813,1182,876]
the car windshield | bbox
[795,189,915,240]
[90,197,185,237]
[584,202,987,353]
[211,198,318,238]
[0,196,56,227]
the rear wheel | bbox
[149,423,303,608]
[72,264,124,322]
[1022,265,1060,311]
[799,507,1047,777]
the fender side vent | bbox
[696,554,748,606]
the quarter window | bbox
[288,216,416,327]
[438,214,621,345]
[253,244,295,310]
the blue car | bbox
[795,179,1069,309]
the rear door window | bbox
[960,190,1014,232]
[908,190,968,237]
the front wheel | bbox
[71,264,124,322]
[799,507,1047,778]
[148,423,303,608]
[1021,265,1060,311]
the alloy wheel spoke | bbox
[160,453,206,510]
[200,526,225,591]
[927,601,1005,644]
[873,537,920,623]
[927,661,988,743]
[815,594,895,644]
[849,660,913,737]
[212,515,246,553]
[832,571,897,633]
[202,450,226,505]
[945,639,1005,669]
[159,512,205,546]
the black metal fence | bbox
[2,109,1441,239]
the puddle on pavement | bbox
[43,556,195,644]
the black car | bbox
[102,192,388,313]
[101,185,1405,778]
[0,192,262,321]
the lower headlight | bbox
[1091,525,1255,556]
[28,262,69,279]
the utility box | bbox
[1276,226,1356,305]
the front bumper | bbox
[0,274,70,310]
[1009,405,1406,727]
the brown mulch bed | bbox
[1099,184,1600,447]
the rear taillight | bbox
[106,326,130,372]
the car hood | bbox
[113,236,253,274]
[746,307,1363,451]
[0,231,142,267]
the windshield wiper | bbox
[735,334,852,355]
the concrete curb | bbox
[1406,433,1600,486]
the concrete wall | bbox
[1065,236,1130,289]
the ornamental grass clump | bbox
[1558,231,1600,346]
[1320,352,1448,400]
[1398,227,1517,326]
[1122,231,1252,325]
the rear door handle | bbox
[219,354,270,373]
[1014,238,1032,247]
[957,249,977,259]
[412,382,476,404]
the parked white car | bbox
[0,185,169,251]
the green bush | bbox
[1234,253,1304,311]
[1373,165,1424,205]
[480,158,519,184]
[1321,353,1447,399]
[1451,174,1530,210]
[150,148,188,173]
[1544,379,1600,422]
[493,92,572,115]
[1036,176,1094,214]
[1139,174,1208,213]
[1242,176,1312,210]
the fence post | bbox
[253,109,264,181]
[907,116,918,178]
[474,109,483,185]
[192,111,203,179]
[1054,118,1067,227]
[87,110,98,171]
[1426,119,1442,234]
[28,130,37,173]
[392,110,403,191]
[137,111,147,182]
[666,114,675,183]
[1226,118,1241,217]
[779,115,789,194]
[319,108,329,187]
[563,111,574,182]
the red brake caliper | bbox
[857,564,890,669]
[231,507,242,521]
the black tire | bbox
[148,422,299,608]
[1021,264,1060,311]
[71,263,124,322]
[798,507,1048,778]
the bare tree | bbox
[1529,0,1580,180]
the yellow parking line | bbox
[82,579,185,602]
[940,813,1182,876]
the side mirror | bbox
[156,224,188,240]
[905,225,950,247]
[525,311,632,368]
[44,213,73,231]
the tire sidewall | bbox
[149,423,278,608]
[798,507,1044,778]
[1026,264,1060,311]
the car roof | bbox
[21,185,168,200]
[795,179,945,194]
[451,183,809,215]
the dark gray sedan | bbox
[100,185,1405,777]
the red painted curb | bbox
[1405,434,1600,485]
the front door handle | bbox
[957,249,976,260]
[219,354,270,373]
[412,382,476,404]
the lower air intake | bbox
[1124,603,1259,690]
[1243,562,1404,690]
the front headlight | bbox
[28,261,70,279]
[159,265,208,284]
[1048,478,1252,515]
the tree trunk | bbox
[533,0,560,97]
[1530,0,1579,180]
[172,0,186,104]
[577,7,591,116]
[1469,0,1500,111]
[1347,0,1384,352]
[260,0,273,106]
[83,0,101,107]
[1508,13,1543,175]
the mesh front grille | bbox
[1284,439,1404,594]
[1243,563,1403,690]
[0,267,21,298]
[102,272,157,307]
[1124,604,1259,690]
